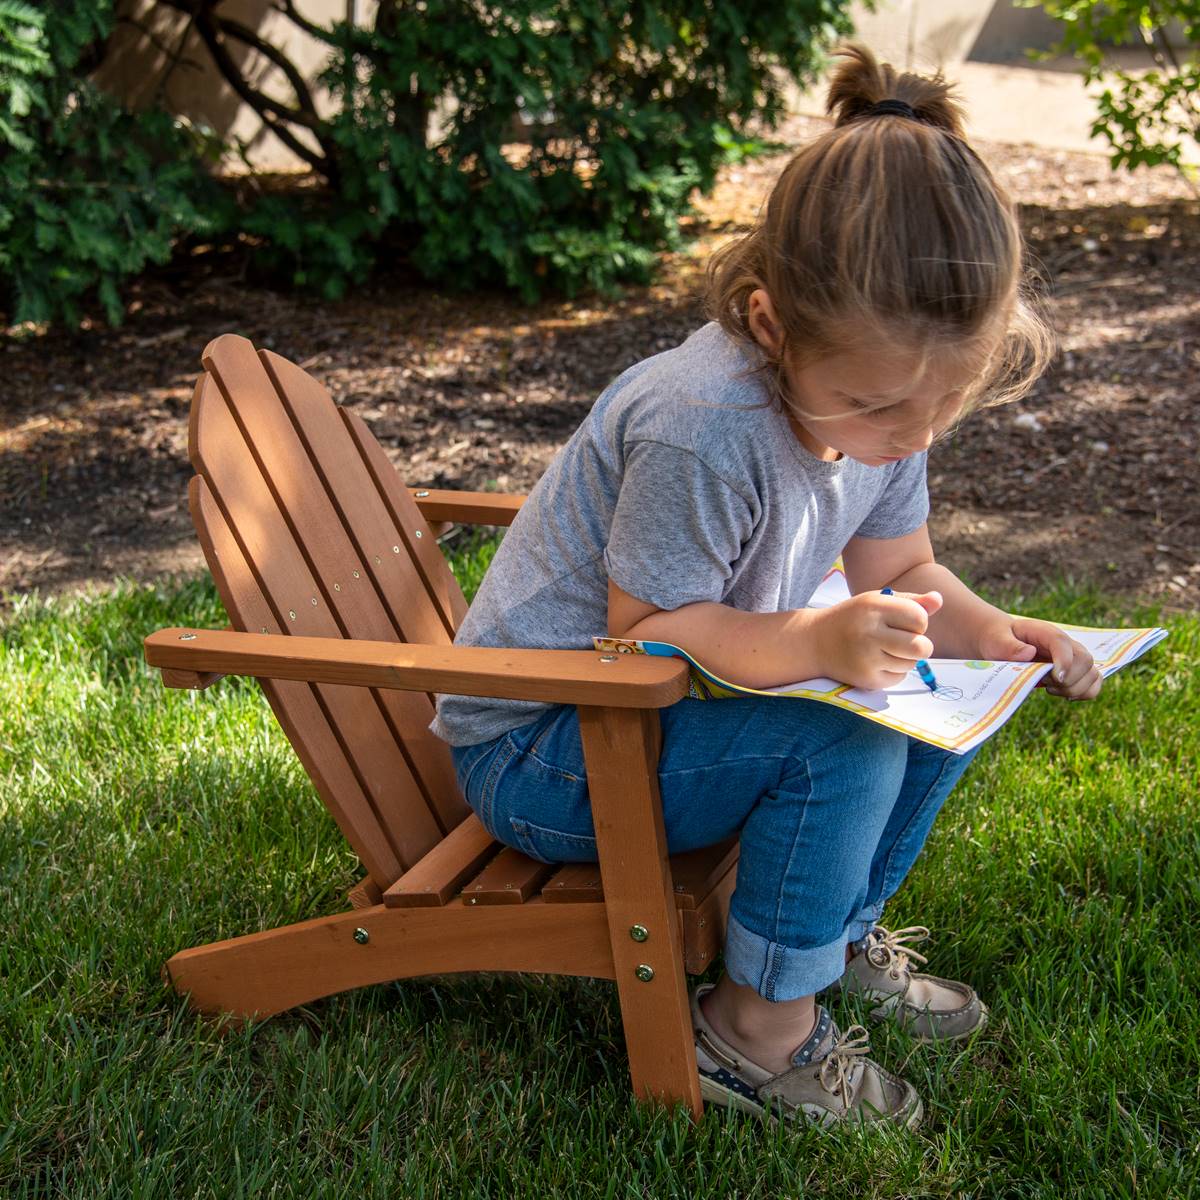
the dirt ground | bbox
[2,115,1198,613]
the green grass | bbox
[2,554,1197,1198]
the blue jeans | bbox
[452,698,978,1002]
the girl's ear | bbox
[748,289,784,357]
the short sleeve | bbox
[604,440,754,610]
[854,452,929,539]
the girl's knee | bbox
[791,708,910,790]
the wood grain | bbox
[145,627,690,707]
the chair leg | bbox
[165,902,614,1020]
[579,705,704,1119]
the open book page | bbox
[593,564,1167,755]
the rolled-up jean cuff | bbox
[722,911,850,1002]
[848,904,884,945]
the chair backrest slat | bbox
[339,406,468,632]
[190,361,458,879]
[191,475,405,884]
[197,335,466,836]
[260,350,458,647]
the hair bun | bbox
[825,43,967,138]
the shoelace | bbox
[817,1024,872,1101]
[864,924,931,978]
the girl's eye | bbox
[848,398,887,416]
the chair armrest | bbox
[409,489,525,527]
[144,628,689,708]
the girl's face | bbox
[782,346,975,467]
[747,287,988,467]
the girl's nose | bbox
[895,425,935,454]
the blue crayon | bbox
[880,588,939,692]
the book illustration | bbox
[594,565,1167,754]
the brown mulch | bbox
[2,115,1198,613]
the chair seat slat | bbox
[462,847,556,905]
[541,838,739,909]
[383,814,499,907]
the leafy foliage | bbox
[0,0,224,326]
[0,0,852,324]
[1028,1,1199,174]
[263,0,851,302]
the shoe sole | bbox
[698,1073,924,1131]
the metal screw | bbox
[334,584,341,592]
[261,627,268,634]
[352,570,360,578]
[414,530,423,538]
[311,597,318,606]
[415,490,430,497]
[179,633,197,641]
[392,546,400,554]
[635,965,655,982]
[288,610,296,620]
[466,896,478,905]
[630,924,648,942]
[374,555,381,564]
[599,655,617,663]
[353,927,369,945]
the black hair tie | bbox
[866,99,918,120]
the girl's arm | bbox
[844,528,1102,701]
[609,578,936,693]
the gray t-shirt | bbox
[431,322,929,747]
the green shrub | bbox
[1,0,853,325]
[0,0,224,326]
[1027,0,1199,175]
[257,0,851,302]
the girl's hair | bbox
[704,43,1053,415]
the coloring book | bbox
[594,565,1167,754]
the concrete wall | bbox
[97,0,366,171]
[98,1,1171,170]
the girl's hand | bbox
[977,615,1103,701]
[817,590,943,690]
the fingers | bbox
[1043,636,1101,700]
[879,631,935,662]
[1046,663,1103,700]
[877,592,937,634]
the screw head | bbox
[629,924,648,942]
[599,655,617,663]
[414,530,423,538]
[179,633,197,641]
[415,490,430,497]
[635,964,655,982]
[353,927,369,945]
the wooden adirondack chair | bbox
[143,334,740,1117]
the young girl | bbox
[432,44,1102,1129]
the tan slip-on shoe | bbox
[830,925,988,1043]
[691,983,923,1131]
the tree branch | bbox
[155,0,336,179]
[274,0,331,45]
